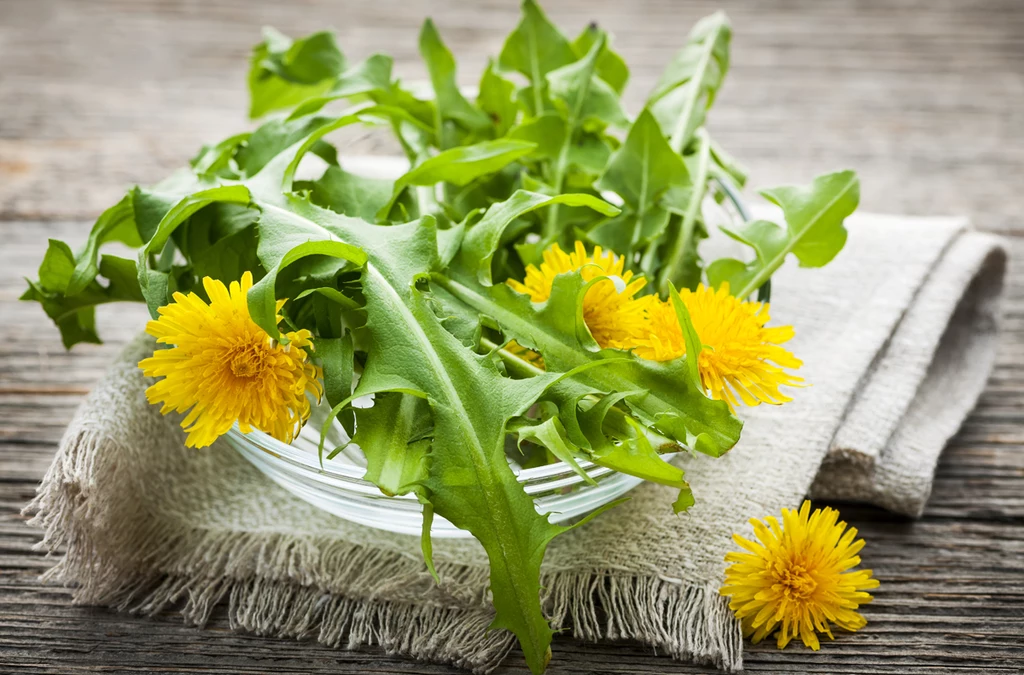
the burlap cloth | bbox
[26,213,1007,672]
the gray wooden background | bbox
[1,0,1022,672]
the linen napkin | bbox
[26,213,1007,673]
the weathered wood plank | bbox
[0,0,1022,228]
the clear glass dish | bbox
[225,411,652,538]
[226,169,749,539]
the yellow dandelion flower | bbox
[138,272,323,448]
[507,241,649,350]
[631,283,803,410]
[721,501,880,650]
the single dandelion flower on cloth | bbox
[721,501,880,650]
[631,283,803,410]
[507,241,649,350]
[138,272,323,448]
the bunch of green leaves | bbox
[23,2,859,671]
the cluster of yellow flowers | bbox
[507,241,804,411]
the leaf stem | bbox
[543,38,602,242]
[416,185,440,219]
[430,272,738,454]
[527,24,545,116]
[626,134,652,259]
[481,336,546,376]
[391,119,418,161]
[733,174,858,299]
[543,142,572,241]
[478,336,678,451]
[735,251,785,300]
[657,129,710,295]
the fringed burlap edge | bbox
[25,423,742,673]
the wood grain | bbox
[1,0,1023,673]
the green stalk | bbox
[416,185,440,218]
[734,243,789,299]
[542,120,584,242]
[391,119,418,162]
[436,270,742,455]
[479,331,679,452]
[657,129,710,295]
[481,335,546,377]
[526,24,545,116]
[627,137,653,259]
[647,19,727,292]
[542,41,602,242]
[543,141,573,241]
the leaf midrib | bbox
[526,20,544,116]
[545,43,598,239]
[629,133,652,252]
[366,262,548,657]
[736,174,856,298]
[371,394,421,492]
[668,21,725,153]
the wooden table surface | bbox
[2,0,1023,672]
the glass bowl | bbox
[225,411,654,538]
[226,164,750,539]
